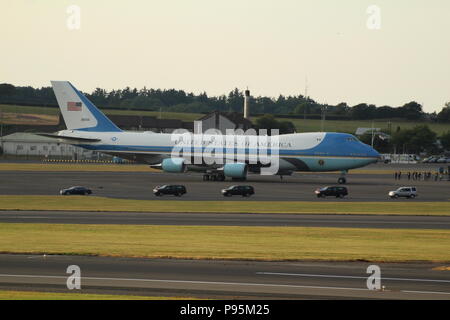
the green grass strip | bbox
[0,290,190,300]
[0,196,449,216]
[0,223,449,262]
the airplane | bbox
[38,81,380,184]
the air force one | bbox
[40,81,380,183]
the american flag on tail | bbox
[67,102,82,111]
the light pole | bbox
[0,107,3,155]
[321,105,327,132]
[371,121,375,148]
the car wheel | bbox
[394,194,399,198]
[410,194,415,198]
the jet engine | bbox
[161,158,186,173]
[223,163,248,178]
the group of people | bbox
[394,171,448,181]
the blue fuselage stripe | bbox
[76,144,376,159]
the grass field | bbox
[0,104,59,115]
[0,195,449,216]
[1,104,447,135]
[279,117,450,135]
[0,112,58,125]
[0,223,449,262]
[0,290,186,300]
[0,104,201,121]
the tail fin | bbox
[51,81,122,132]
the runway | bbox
[1,167,449,202]
[0,254,449,299]
[1,210,450,229]
[1,162,449,299]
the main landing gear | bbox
[202,173,225,181]
[338,170,347,184]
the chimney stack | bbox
[244,89,250,119]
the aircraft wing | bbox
[35,133,101,143]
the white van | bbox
[388,187,418,199]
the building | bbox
[355,127,390,140]
[0,132,99,160]
[196,111,253,134]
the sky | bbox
[0,0,449,112]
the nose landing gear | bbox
[338,177,346,184]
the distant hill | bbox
[1,104,448,135]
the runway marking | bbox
[401,290,450,295]
[0,273,367,291]
[256,272,450,284]
[1,215,450,228]
[0,273,450,296]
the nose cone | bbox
[367,145,381,163]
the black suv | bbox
[315,186,348,198]
[153,185,187,197]
[222,185,255,197]
[60,186,92,195]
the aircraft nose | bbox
[367,145,381,162]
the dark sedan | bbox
[60,186,92,195]
[222,185,255,197]
[153,185,187,197]
[315,186,348,198]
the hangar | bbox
[0,132,96,160]
[197,111,253,134]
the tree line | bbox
[1,83,449,122]
[358,125,450,155]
